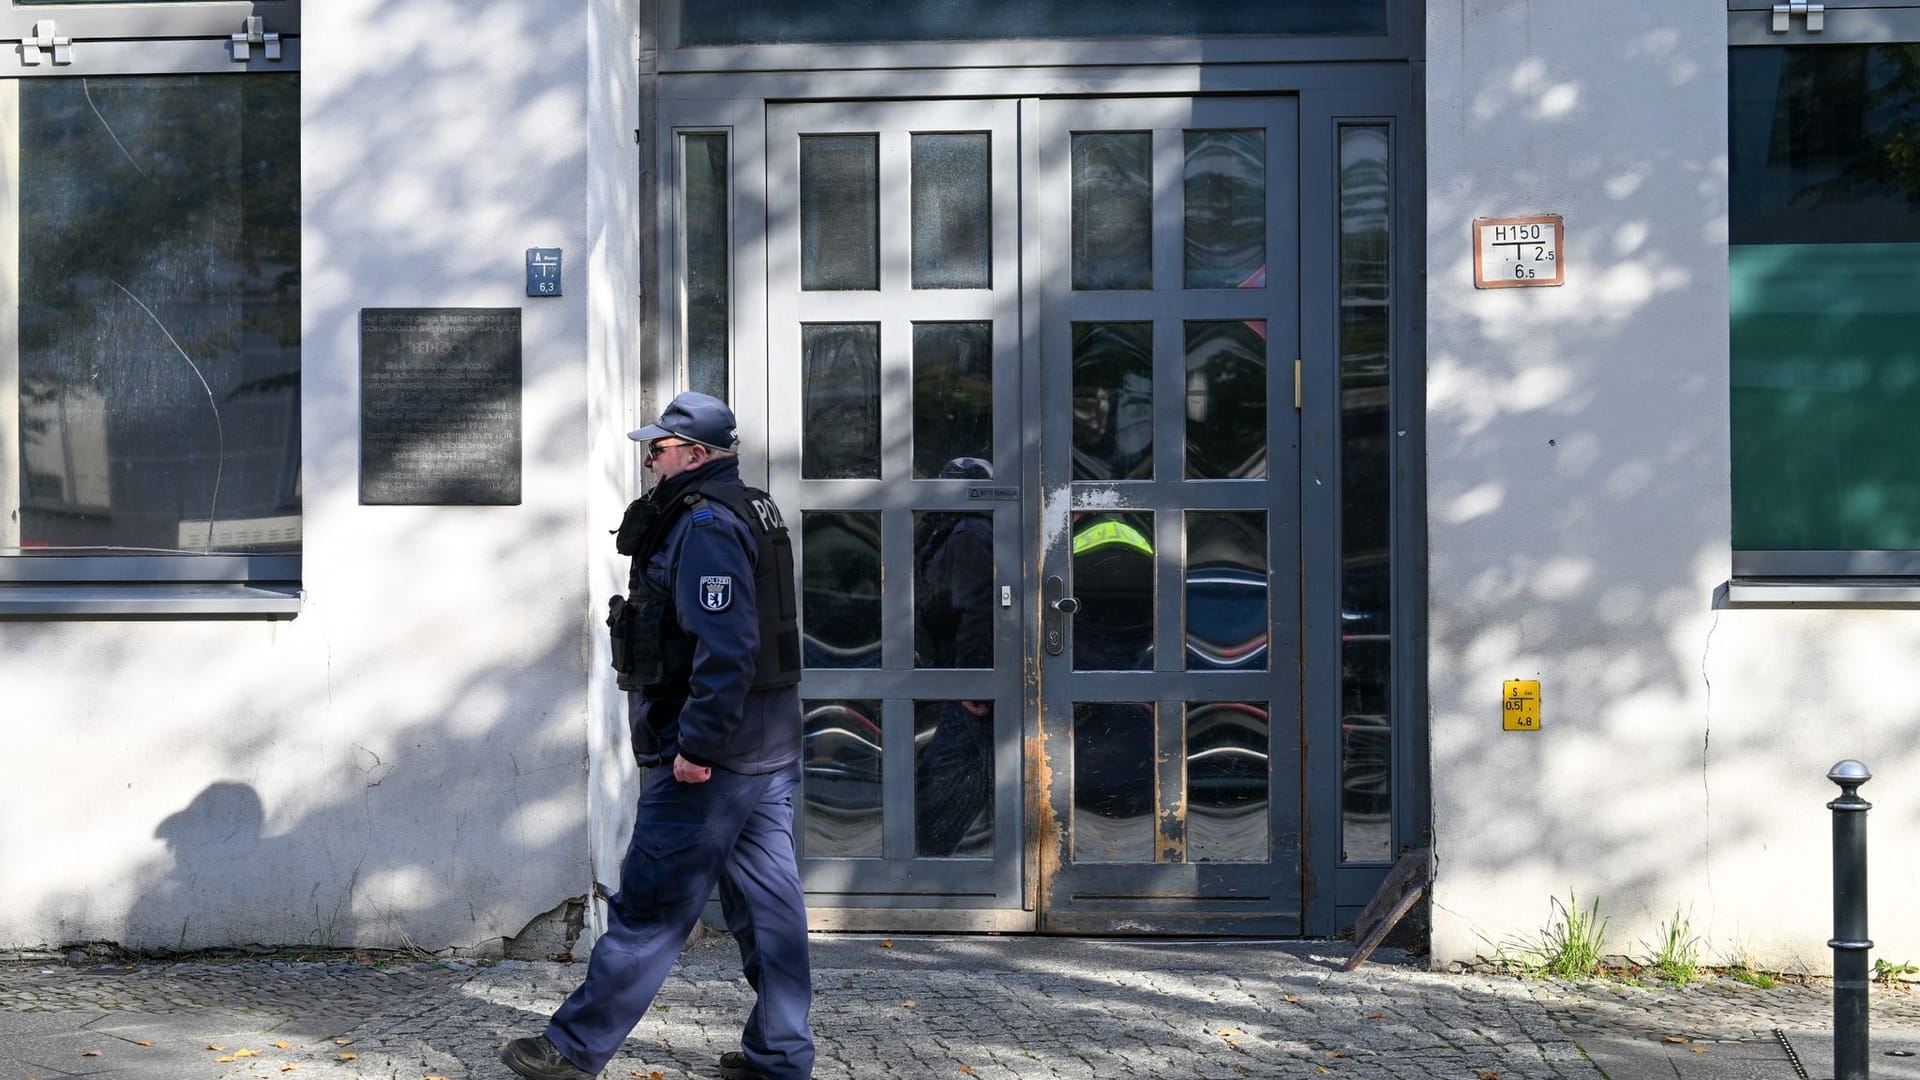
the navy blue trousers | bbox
[545,761,813,1079]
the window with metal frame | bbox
[0,2,299,616]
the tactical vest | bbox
[613,481,801,694]
[687,483,803,691]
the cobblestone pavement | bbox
[3,935,1918,1080]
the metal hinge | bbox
[1294,359,1303,410]
[21,21,72,67]
[231,16,283,62]
[1772,1,1825,32]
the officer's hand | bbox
[673,754,712,784]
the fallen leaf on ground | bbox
[280,1065,300,1073]
[333,1039,354,1047]
[233,1049,260,1059]
[960,1068,974,1076]
[901,1000,916,1008]
[1328,1051,1348,1058]
[1691,1047,1710,1054]
[1660,1035,1690,1044]
[1217,1028,1240,1037]
[650,1073,665,1080]
[880,940,894,948]
[428,1075,453,1080]
[136,1041,153,1047]
[1364,1012,1384,1020]
[275,1041,291,1050]
[1478,1072,1501,1080]
[81,1051,101,1057]
[1284,994,1301,1005]
[1316,1069,1330,1076]
[216,1056,237,1064]
[337,1053,358,1061]
[207,1045,224,1052]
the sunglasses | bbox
[644,438,695,462]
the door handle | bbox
[1044,574,1076,655]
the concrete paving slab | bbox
[1571,1031,1794,1080]
[1780,1027,1920,1080]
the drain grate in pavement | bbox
[1775,1029,1811,1080]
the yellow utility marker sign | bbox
[1503,680,1541,731]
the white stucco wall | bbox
[1427,0,1920,972]
[0,0,623,952]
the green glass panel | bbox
[1731,243,1920,550]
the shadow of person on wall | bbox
[128,782,276,950]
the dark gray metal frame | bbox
[1728,5,1920,593]
[764,100,1031,928]
[646,4,1428,937]
[1031,95,1304,935]
[0,14,301,617]
[1298,82,1428,936]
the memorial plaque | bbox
[360,308,522,505]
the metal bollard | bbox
[1829,759,1874,1080]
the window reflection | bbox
[914,700,994,858]
[1071,133,1152,291]
[1185,512,1267,671]
[802,699,884,858]
[1184,130,1266,290]
[1186,702,1269,863]
[802,323,880,479]
[1184,320,1267,479]
[1072,701,1155,863]
[912,323,993,478]
[1072,511,1154,672]
[683,133,730,400]
[911,134,992,289]
[14,74,300,556]
[1339,124,1392,863]
[801,511,882,669]
[800,135,879,291]
[1072,322,1153,480]
[680,1,1390,46]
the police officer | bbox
[500,392,813,1080]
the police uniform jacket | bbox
[630,458,803,775]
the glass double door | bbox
[769,97,1303,934]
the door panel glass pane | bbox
[914,700,994,858]
[1186,702,1269,862]
[800,134,879,291]
[802,323,880,478]
[913,510,994,669]
[1339,124,1392,863]
[1072,702,1155,863]
[1185,512,1268,671]
[683,133,730,401]
[1184,320,1267,479]
[15,74,300,556]
[1072,511,1154,672]
[911,133,991,289]
[912,322,992,478]
[1071,133,1152,291]
[802,699,884,857]
[1071,322,1153,480]
[1184,130,1266,289]
[802,511,882,669]
[681,1,1389,46]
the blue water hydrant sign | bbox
[526,248,562,296]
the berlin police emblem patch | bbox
[699,576,733,612]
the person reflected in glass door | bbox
[913,458,997,858]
